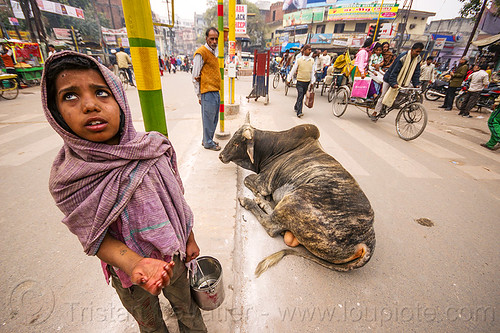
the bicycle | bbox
[322,73,345,103]
[272,66,287,89]
[118,66,135,90]
[331,86,427,141]
[0,73,19,100]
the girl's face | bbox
[55,69,121,145]
[383,44,389,52]
[374,47,382,55]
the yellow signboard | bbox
[328,4,399,21]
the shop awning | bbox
[472,33,500,47]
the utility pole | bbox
[462,0,487,57]
[396,0,413,55]
[107,0,116,29]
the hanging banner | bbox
[328,4,399,21]
[235,4,247,34]
[8,17,19,26]
[35,0,85,19]
[53,27,72,40]
[310,33,333,44]
[10,0,25,19]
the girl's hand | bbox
[186,231,200,263]
[131,258,174,296]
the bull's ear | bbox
[246,140,255,164]
[242,128,253,140]
[244,112,251,125]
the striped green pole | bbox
[217,0,225,134]
[121,0,167,137]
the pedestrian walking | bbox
[459,63,489,118]
[109,49,118,76]
[287,44,316,118]
[192,27,222,151]
[481,96,500,150]
[440,56,468,111]
[41,51,207,333]
[116,47,135,86]
[158,55,164,76]
[48,44,57,58]
[420,56,435,92]
[372,42,423,118]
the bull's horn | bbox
[247,141,254,164]
[242,128,253,140]
[244,112,251,125]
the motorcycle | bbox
[455,82,500,112]
[424,79,449,101]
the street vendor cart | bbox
[246,50,270,105]
[1,41,44,86]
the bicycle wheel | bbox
[272,73,280,89]
[455,94,466,110]
[424,88,441,101]
[321,82,327,96]
[327,84,336,102]
[331,86,349,117]
[119,72,129,90]
[395,103,428,141]
[0,79,19,100]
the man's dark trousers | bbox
[295,81,310,116]
[443,86,458,109]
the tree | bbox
[459,0,500,19]
[201,0,266,46]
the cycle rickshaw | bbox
[0,73,19,100]
[331,81,427,141]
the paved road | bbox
[0,72,498,333]
[233,77,500,333]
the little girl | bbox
[42,51,207,332]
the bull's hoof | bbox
[284,231,300,247]
[238,197,255,210]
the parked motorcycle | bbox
[424,79,449,101]
[455,83,500,112]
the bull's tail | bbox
[254,245,373,278]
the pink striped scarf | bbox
[41,51,192,260]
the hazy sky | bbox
[163,0,465,22]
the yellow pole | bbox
[121,0,167,136]
[374,0,385,40]
[218,0,225,133]
[229,0,236,104]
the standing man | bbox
[459,63,489,118]
[440,56,468,111]
[109,49,118,76]
[319,50,331,79]
[192,27,222,151]
[419,56,435,92]
[48,44,57,57]
[288,44,315,118]
[116,47,135,87]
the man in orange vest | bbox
[192,27,222,151]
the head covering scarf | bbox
[41,51,193,261]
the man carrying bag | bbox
[288,44,316,118]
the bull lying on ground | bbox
[219,114,375,277]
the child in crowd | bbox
[42,51,207,333]
[368,42,384,98]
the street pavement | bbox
[0,71,499,333]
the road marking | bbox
[330,118,441,178]
[0,114,42,123]
[0,134,62,166]
[0,123,47,146]
[412,137,465,160]
[455,165,500,180]
[425,126,500,163]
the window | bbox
[334,23,345,33]
[354,23,367,33]
[271,32,274,39]
[272,11,276,21]
[398,23,405,32]
[316,25,325,34]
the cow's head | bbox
[219,113,256,172]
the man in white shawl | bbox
[372,43,424,118]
